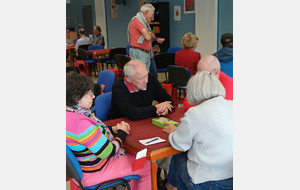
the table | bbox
[86,49,111,72]
[103,107,185,190]
[66,45,75,66]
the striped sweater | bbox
[66,111,127,173]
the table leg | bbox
[68,49,73,67]
[98,56,101,73]
[151,161,157,190]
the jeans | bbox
[129,48,151,72]
[168,152,233,190]
[149,57,158,78]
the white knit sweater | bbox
[169,96,233,184]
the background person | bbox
[163,71,233,190]
[213,33,233,63]
[75,28,91,51]
[66,71,151,190]
[183,55,233,112]
[92,25,105,46]
[127,4,156,72]
[175,32,201,76]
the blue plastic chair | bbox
[219,60,233,78]
[78,48,98,77]
[94,92,112,121]
[66,145,140,190]
[167,46,182,53]
[97,70,115,93]
[88,45,109,70]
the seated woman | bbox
[66,71,151,190]
[175,32,201,76]
[162,71,233,190]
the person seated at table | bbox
[66,71,151,190]
[75,28,91,51]
[66,28,75,63]
[183,55,233,112]
[107,59,174,121]
[162,71,233,190]
[175,32,201,76]
[92,25,105,46]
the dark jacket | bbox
[213,47,233,63]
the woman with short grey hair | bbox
[163,71,233,190]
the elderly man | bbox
[107,59,174,121]
[127,4,156,72]
[92,25,105,46]
[183,55,233,112]
[75,28,90,51]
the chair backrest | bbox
[97,70,115,93]
[95,92,112,121]
[88,45,104,50]
[219,60,233,78]
[78,48,89,61]
[114,54,129,71]
[108,47,127,61]
[154,53,175,69]
[167,65,191,87]
[66,146,85,189]
[167,47,182,53]
[126,44,131,56]
[78,44,91,50]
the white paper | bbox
[139,137,166,146]
[136,148,147,159]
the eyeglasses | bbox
[87,91,94,97]
[210,68,216,75]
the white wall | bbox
[195,0,218,55]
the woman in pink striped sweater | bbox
[66,71,151,189]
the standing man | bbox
[75,28,91,51]
[92,25,105,47]
[127,4,156,72]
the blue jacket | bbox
[213,47,233,63]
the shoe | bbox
[158,177,168,190]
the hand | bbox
[113,121,130,134]
[155,101,173,116]
[162,123,177,134]
[150,32,156,40]
[157,38,165,44]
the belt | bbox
[130,46,150,53]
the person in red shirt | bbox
[183,55,233,112]
[175,32,201,76]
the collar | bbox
[124,77,147,93]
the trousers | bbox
[168,152,233,190]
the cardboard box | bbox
[152,117,180,128]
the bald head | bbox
[197,55,221,78]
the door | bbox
[82,5,94,38]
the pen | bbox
[145,137,159,144]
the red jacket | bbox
[183,71,233,112]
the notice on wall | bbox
[174,6,181,21]
[111,0,118,19]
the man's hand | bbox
[157,38,165,44]
[154,101,173,116]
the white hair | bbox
[187,71,225,105]
[140,4,155,13]
[124,59,145,78]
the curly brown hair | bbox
[66,71,94,106]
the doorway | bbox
[82,5,94,39]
